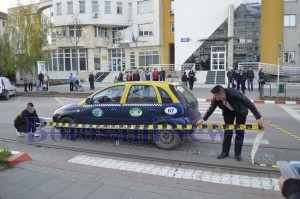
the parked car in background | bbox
[53,81,202,150]
[0,77,16,100]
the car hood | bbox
[54,102,80,114]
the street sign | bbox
[181,38,190,42]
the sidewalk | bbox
[16,81,300,102]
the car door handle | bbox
[148,109,155,112]
[111,108,118,112]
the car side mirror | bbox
[85,98,91,104]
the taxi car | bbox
[53,81,201,149]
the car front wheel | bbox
[4,91,9,100]
[59,117,78,140]
[154,127,181,150]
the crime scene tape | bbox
[43,122,261,131]
[43,121,272,167]
[264,120,300,142]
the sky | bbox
[0,0,38,13]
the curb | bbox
[6,150,32,166]
[198,98,300,105]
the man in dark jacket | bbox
[38,71,44,87]
[14,102,40,137]
[88,73,95,90]
[133,70,140,81]
[197,85,263,161]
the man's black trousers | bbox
[222,107,247,156]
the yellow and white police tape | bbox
[43,122,275,167]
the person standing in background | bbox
[188,68,195,90]
[23,74,28,92]
[89,72,95,90]
[69,73,75,91]
[181,72,188,87]
[38,71,44,87]
[246,67,254,91]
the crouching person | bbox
[14,102,41,137]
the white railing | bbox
[283,66,300,75]
[238,62,284,75]
[148,63,195,72]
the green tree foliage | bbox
[5,2,52,75]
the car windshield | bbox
[174,85,197,106]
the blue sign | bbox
[181,38,190,42]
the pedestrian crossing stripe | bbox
[43,122,262,131]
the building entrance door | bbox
[210,46,226,71]
[112,58,122,71]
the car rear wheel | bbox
[154,126,181,150]
[59,117,78,140]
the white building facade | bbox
[38,0,162,79]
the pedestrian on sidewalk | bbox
[227,67,234,88]
[28,74,33,91]
[181,72,188,87]
[258,69,265,92]
[196,85,263,161]
[246,67,254,91]
[69,73,75,91]
[38,71,44,87]
[14,102,41,137]
[23,74,28,92]
[89,72,95,90]
[188,68,195,90]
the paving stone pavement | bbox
[0,141,283,199]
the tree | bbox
[6,2,52,75]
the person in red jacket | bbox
[152,68,159,81]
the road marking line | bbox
[68,155,279,191]
[55,97,66,105]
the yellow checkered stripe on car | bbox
[44,122,261,131]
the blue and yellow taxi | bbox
[53,81,201,149]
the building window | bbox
[284,15,296,27]
[105,1,111,14]
[171,23,174,33]
[130,51,135,68]
[117,2,123,14]
[138,23,154,36]
[63,26,82,37]
[51,31,56,44]
[138,0,153,14]
[95,26,108,37]
[129,3,132,20]
[283,52,295,63]
[79,1,86,13]
[67,1,73,14]
[139,50,159,66]
[56,3,62,15]
[112,27,127,44]
[50,49,87,71]
[92,1,99,13]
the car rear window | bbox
[173,85,197,106]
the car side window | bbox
[92,86,125,104]
[126,85,157,104]
[158,87,173,104]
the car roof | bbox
[114,81,181,86]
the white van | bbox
[0,77,17,100]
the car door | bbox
[80,85,125,125]
[121,84,159,125]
